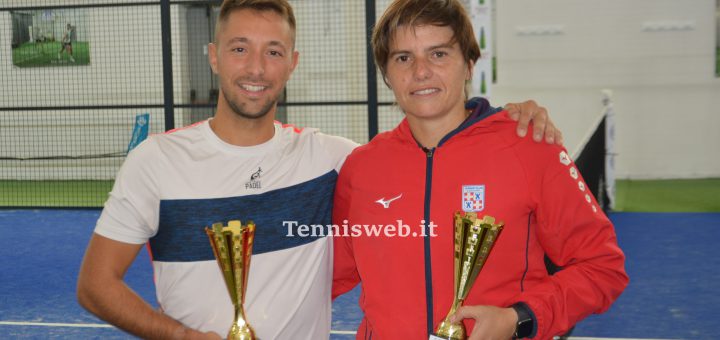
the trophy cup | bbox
[432,212,504,340]
[206,220,256,340]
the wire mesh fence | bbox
[1,0,401,207]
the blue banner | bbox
[127,113,149,153]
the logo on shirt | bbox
[462,185,485,212]
[559,151,572,166]
[569,166,578,179]
[375,194,402,209]
[565,165,597,213]
[245,167,262,189]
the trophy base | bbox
[429,334,462,340]
[228,323,255,340]
[431,320,465,340]
[227,330,254,340]
[429,335,452,340]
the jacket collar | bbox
[394,97,503,149]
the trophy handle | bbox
[241,223,255,305]
[452,212,465,303]
[434,299,466,340]
[207,223,238,303]
[435,213,504,340]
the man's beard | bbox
[222,86,279,120]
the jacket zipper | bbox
[422,146,435,336]
[416,100,500,336]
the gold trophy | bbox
[433,212,504,340]
[206,220,256,340]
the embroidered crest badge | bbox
[462,185,485,212]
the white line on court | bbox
[0,321,358,335]
[0,321,113,328]
[0,322,683,339]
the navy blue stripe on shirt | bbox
[150,170,337,262]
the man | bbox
[332,0,628,339]
[77,0,560,339]
[58,23,75,62]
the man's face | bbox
[209,9,298,120]
[385,25,472,123]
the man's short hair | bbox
[215,0,296,47]
[371,0,480,78]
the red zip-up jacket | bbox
[332,102,628,339]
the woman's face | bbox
[385,24,472,123]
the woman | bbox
[332,0,628,339]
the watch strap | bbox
[511,302,536,339]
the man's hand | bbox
[449,305,517,340]
[505,100,563,145]
[181,327,223,340]
[77,234,213,340]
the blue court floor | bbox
[1,210,717,339]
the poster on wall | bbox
[10,8,90,67]
[462,0,493,99]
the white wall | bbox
[492,0,720,179]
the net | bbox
[0,0,372,208]
[1,0,606,209]
[572,90,616,212]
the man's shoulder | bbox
[315,132,359,156]
[125,121,207,165]
[162,120,207,138]
[148,120,208,150]
[278,122,359,158]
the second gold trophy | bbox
[206,220,256,340]
[433,212,504,340]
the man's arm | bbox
[77,234,220,340]
[505,100,564,145]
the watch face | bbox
[516,318,533,338]
[511,303,534,339]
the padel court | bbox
[1,209,717,339]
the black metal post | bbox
[365,0,378,140]
[160,0,175,131]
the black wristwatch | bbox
[511,302,535,339]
